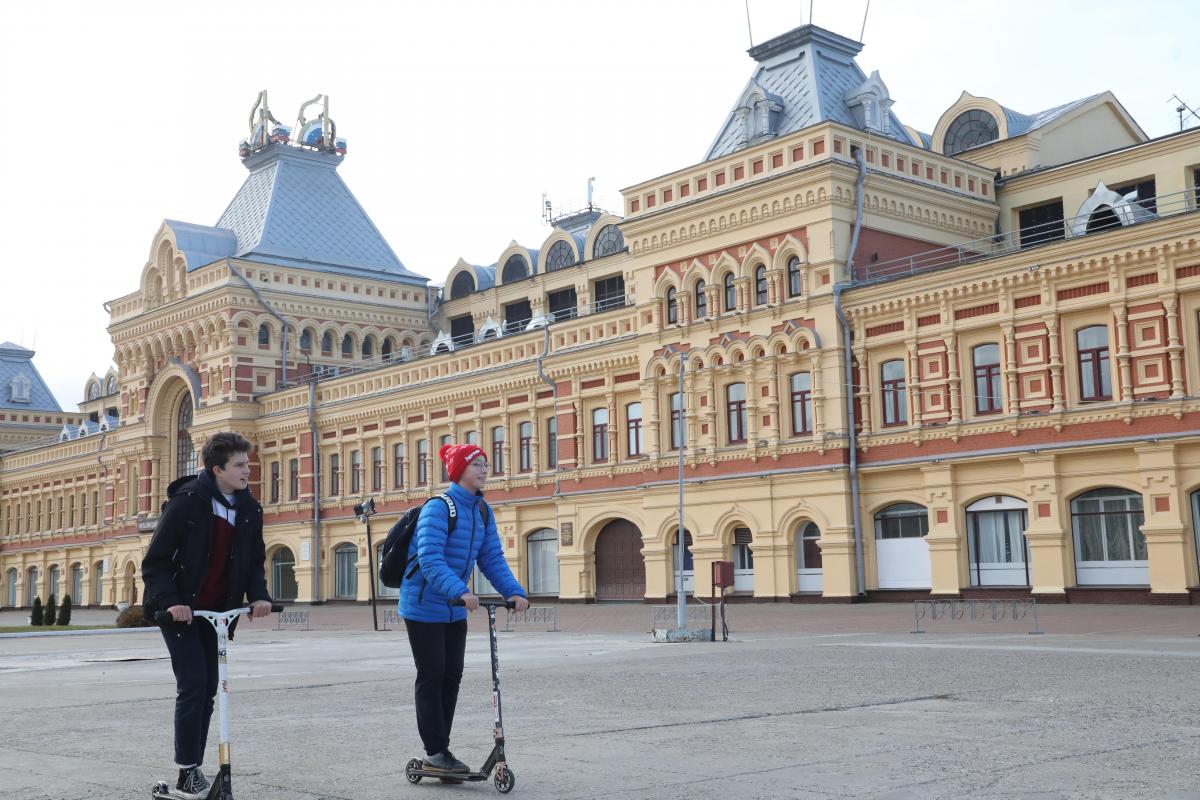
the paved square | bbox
[2,603,1199,799]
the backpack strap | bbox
[436,493,457,533]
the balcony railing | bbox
[853,189,1198,284]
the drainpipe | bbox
[308,380,323,604]
[535,324,563,591]
[834,151,868,597]
[228,261,290,386]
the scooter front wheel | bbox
[151,781,171,798]
[405,758,423,784]
[494,767,515,793]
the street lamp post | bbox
[676,353,687,631]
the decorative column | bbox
[1021,454,1069,596]
[1046,318,1065,413]
[922,463,964,595]
[1135,443,1196,595]
[1002,325,1019,415]
[945,336,961,423]
[1164,295,1185,398]
[1112,303,1133,402]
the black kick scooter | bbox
[152,603,283,800]
[405,598,517,793]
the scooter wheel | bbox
[405,757,423,784]
[152,781,170,797]
[495,767,515,793]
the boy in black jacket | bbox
[142,431,272,799]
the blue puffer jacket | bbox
[398,482,525,623]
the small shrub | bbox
[116,604,156,628]
[44,594,57,626]
[59,595,73,627]
[31,596,44,626]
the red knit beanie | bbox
[439,443,486,483]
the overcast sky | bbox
[1,0,1196,410]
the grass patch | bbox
[0,624,112,633]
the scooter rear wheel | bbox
[405,758,423,784]
[495,767,515,793]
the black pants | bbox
[161,620,218,767]
[405,618,469,756]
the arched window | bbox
[593,225,625,258]
[694,281,707,319]
[48,565,60,600]
[92,561,103,605]
[943,109,999,155]
[726,383,747,443]
[1072,488,1147,584]
[176,394,196,480]
[299,329,313,351]
[545,240,576,272]
[1076,326,1111,401]
[672,530,695,594]
[334,543,358,598]
[106,376,118,395]
[875,503,929,539]
[665,287,678,325]
[257,324,270,347]
[881,359,907,426]
[5,567,17,607]
[87,381,101,401]
[796,521,822,571]
[26,566,38,606]
[450,270,476,299]
[321,331,333,354]
[723,272,737,312]
[527,528,559,595]
[501,254,529,283]
[787,256,802,297]
[973,343,1002,414]
[271,547,298,601]
[591,408,609,462]
[754,265,768,306]
[341,334,354,358]
[362,337,374,359]
[70,563,83,601]
[381,337,393,360]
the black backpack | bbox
[378,494,456,589]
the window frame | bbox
[591,408,609,463]
[790,372,813,435]
[625,402,643,457]
[754,264,768,306]
[726,383,747,444]
[518,421,533,473]
[973,343,1003,414]
[1076,325,1112,401]
[880,359,907,427]
[723,272,737,313]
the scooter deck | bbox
[406,768,495,781]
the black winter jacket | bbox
[141,470,271,623]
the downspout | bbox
[228,261,290,386]
[308,380,323,604]
[834,151,868,597]
[535,324,562,590]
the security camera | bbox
[353,498,376,519]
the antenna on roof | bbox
[1168,94,1199,131]
[587,177,595,211]
[744,0,753,47]
[860,0,871,42]
[542,193,553,224]
[809,0,814,25]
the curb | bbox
[0,627,160,639]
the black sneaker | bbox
[175,766,210,799]
[422,750,470,774]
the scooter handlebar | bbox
[153,604,286,625]
[448,598,517,610]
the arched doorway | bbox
[271,547,298,601]
[26,566,38,605]
[334,543,358,599]
[527,528,559,596]
[594,519,645,601]
[70,563,83,601]
[376,542,398,598]
[175,393,197,480]
[795,521,823,593]
[48,565,61,600]
[731,527,755,593]
[1071,488,1147,585]
[4,568,16,607]
[93,561,105,606]
[122,562,137,604]
[966,496,1029,586]
[874,503,931,589]
[671,530,694,595]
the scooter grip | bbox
[270,603,285,613]
[153,610,175,625]
[448,597,466,607]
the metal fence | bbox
[503,605,559,632]
[911,597,1042,635]
[650,599,722,630]
[273,608,311,631]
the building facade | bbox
[3,24,1200,610]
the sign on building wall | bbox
[560,522,573,547]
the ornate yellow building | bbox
[3,25,1199,610]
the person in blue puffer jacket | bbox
[400,443,528,779]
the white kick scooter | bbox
[152,603,283,800]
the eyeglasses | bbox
[469,460,490,470]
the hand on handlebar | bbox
[167,604,193,624]
[247,600,273,620]
[508,595,529,612]
[459,592,480,611]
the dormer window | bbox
[846,70,894,136]
[10,375,31,404]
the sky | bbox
[1,0,1197,410]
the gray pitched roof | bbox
[163,220,238,270]
[0,343,63,412]
[1001,93,1104,137]
[706,25,910,160]
[214,145,426,284]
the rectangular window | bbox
[669,392,684,450]
[1111,177,1157,213]
[1018,199,1066,248]
[79,495,86,527]
[973,344,1003,414]
[881,360,907,426]
[372,447,383,491]
[491,427,505,475]
[350,450,361,494]
[1077,326,1112,401]
[269,462,280,503]
[288,458,299,501]
[440,435,453,482]
[593,276,627,312]
[547,287,578,321]
[329,454,341,496]
[93,491,99,525]
[416,440,428,486]
[68,495,75,527]
[546,417,557,469]
[504,299,533,334]
[393,443,406,489]
[726,383,747,443]
[519,421,532,472]
[790,373,813,434]
[592,408,609,462]
[626,402,643,456]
